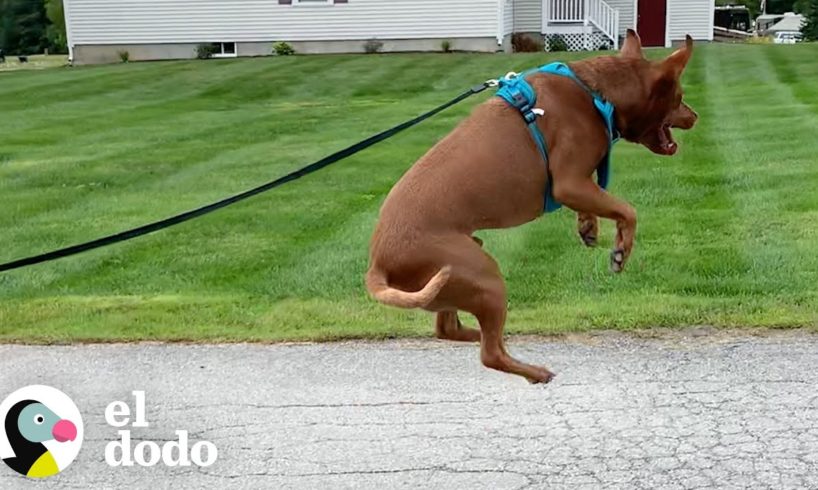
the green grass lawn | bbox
[2,44,818,343]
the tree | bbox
[0,0,49,54]
[794,0,812,13]
[801,0,818,40]
[0,0,66,54]
[45,0,66,52]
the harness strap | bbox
[495,62,619,213]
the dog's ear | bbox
[620,29,644,59]
[661,35,694,79]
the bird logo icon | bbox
[0,386,83,479]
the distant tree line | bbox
[0,0,66,55]
[803,0,818,39]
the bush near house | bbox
[547,35,569,52]
[195,43,219,59]
[363,39,383,54]
[273,41,296,56]
[512,33,545,53]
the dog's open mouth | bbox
[657,123,678,155]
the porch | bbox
[545,0,620,50]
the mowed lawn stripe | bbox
[0,59,305,160]
[656,43,746,299]
[0,58,342,230]
[715,46,818,316]
[0,56,357,187]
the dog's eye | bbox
[34,414,45,425]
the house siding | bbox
[502,0,514,35]
[604,0,636,36]
[66,0,500,45]
[513,0,542,32]
[668,0,714,41]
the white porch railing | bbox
[548,0,585,23]
[546,0,620,49]
[586,0,620,49]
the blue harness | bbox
[496,62,620,213]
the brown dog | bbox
[366,30,698,383]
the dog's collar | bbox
[495,62,620,213]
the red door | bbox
[637,0,667,47]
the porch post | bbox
[497,0,504,46]
[542,0,549,34]
[614,9,620,49]
[583,0,590,50]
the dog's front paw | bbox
[610,248,626,273]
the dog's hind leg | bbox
[445,240,554,384]
[577,212,599,247]
[435,311,481,342]
[469,283,555,384]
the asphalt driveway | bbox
[1,331,817,489]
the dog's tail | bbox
[365,265,451,309]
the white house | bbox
[64,0,715,64]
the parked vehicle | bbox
[715,5,752,32]
[773,31,803,44]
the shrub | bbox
[547,35,569,52]
[273,41,295,56]
[117,50,130,63]
[363,39,384,54]
[512,33,544,53]
[195,43,219,60]
[441,40,453,53]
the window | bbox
[212,42,237,58]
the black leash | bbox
[0,82,492,273]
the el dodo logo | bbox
[0,385,83,479]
